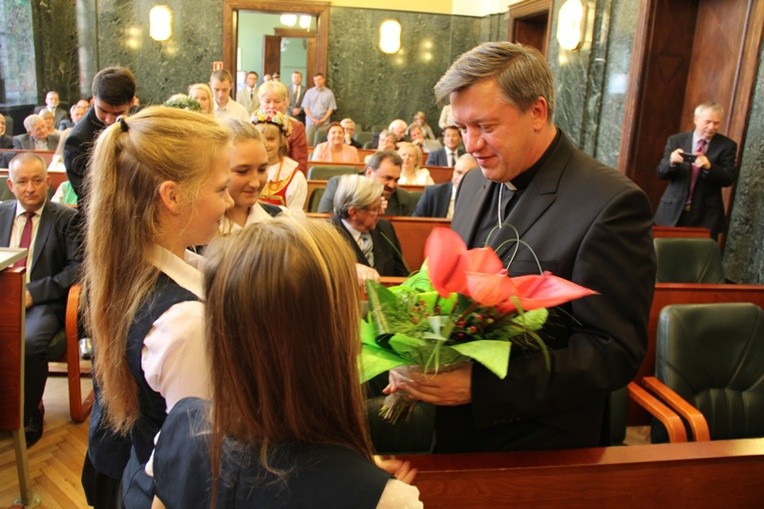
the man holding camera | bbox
[654,101,737,239]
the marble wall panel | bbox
[327,7,481,132]
[96,0,224,104]
[723,41,764,284]
[31,0,80,106]
[0,0,38,106]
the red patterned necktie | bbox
[14,210,35,268]
[687,138,707,203]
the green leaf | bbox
[451,340,512,379]
[360,319,378,347]
[514,308,548,331]
[388,333,431,366]
[359,345,407,383]
[365,281,399,334]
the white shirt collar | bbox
[149,246,205,299]
[15,201,45,218]
[341,218,364,242]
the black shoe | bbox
[24,403,44,448]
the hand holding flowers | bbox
[360,227,596,424]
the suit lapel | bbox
[331,215,367,265]
[30,202,54,271]
[0,202,14,245]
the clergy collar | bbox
[509,128,562,190]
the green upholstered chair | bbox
[306,165,359,180]
[653,237,725,283]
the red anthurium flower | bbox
[465,272,517,307]
[464,247,505,274]
[426,228,469,297]
[496,272,597,313]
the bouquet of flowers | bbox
[360,227,596,424]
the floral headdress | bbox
[251,109,292,137]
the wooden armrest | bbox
[627,382,688,442]
[642,376,711,441]
[65,283,82,342]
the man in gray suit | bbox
[388,42,656,453]
[288,70,307,123]
[13,114,59,150]
[1,153,80,446]
[235,71,260,114]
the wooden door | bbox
[263,35,281,77]
[508,0,552,56]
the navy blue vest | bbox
[122,273,199,508]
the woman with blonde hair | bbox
[397,142,434,185]
[311,121,361,163]
[83,106,233,507]
[252,109,307,211]
[258,80,308,173]
[219,119,283,235]
[150,217,422,508]
[188,83,214,115]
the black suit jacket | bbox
[288,84,307,123]
[330,215,409,277]
[426,147,465,167]
[439,131,655,453]
[413,181,452,218]
[654,131,737,237]
[317,176,417,216]
[0,135,13,149]
[0,200,81,320]
[35,105,69,127]
[64,106,105,205]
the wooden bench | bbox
[652,226,711,238]
[396,438,764,508]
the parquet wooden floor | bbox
[1,376,92,508]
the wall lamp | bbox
[149,5,172,41]
[556,0,587,51]
[379,19,401,54]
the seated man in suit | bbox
[654,101,737,240]
[414,153,477,218]
[426,125,465,167]
[58,100,89,130]
[317,151,417,216]
[330,174,409,281]
[13,114,60,150]
[34,90,69,127]
[1,153,81,446]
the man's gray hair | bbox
[23,114,42,133]
[434,41,555,119]
[334,174,383,218]
[694,101,724,117]
[9,152,48,180]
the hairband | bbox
[118,116,129,132]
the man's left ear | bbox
[158,181,182,214]
[531,97,550,129]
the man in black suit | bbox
[34,90,69,127]
[317,151,417,216]
[414,153,477,218]
[1,153,80,446]
[12,114,59,150]
[426,125,465,167]
[288,71,307,123]
[65,66,136,205]
[654,102,737,239]
[330,174,408,279]
[388,42,655,453]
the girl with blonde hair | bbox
[84,106,233,507]
[188,83,214,115]
[150,217,422,508]
[219,119,283,235]
[252,109,307,212]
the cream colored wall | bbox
[327,0,521,16]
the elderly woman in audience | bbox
[83,106,234,508]
[38,109,62,136]
[219,119,283,235]
[252,110,307,212]
[397,142,434,186]
[258,80,308,174]
[149,218,421,509]
[388,119,408,143]
[311,121,360,163]
[412,110,436,140]
[188,83,214,115]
